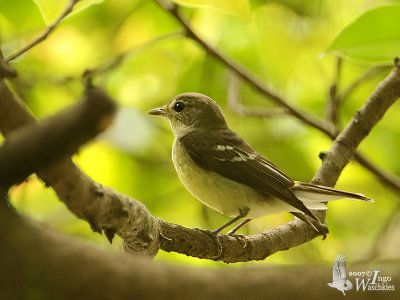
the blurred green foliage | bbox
[327,4,400,64]
[2,0,399,267]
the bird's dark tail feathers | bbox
[291,182,372,239]
[292,181,373,210]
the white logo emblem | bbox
[327,253,353,295]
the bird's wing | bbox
[180,129,317,219]
[332,253,348,282]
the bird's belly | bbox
[172,140,291,218]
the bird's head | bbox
[148,92,228,137]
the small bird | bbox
[327,253,353,295]
[148,93,372,236]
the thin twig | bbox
[326,57,342,125]
[86,30,184,77]
[227,73,286,118]
[6,0,80,62]
[340,67,386,103]
[157,2,400,197]
[50,30,184,85]
[354,152,400,191]
[313,58,400,188]
[155,0,333,136]
[355,201,400,264]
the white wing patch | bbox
[216,145,233,151]
[215,145,257,162]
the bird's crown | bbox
[149,93,228,133]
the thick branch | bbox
[148,60,400,262]
[0,84,115,187]
[1,57,400,262]
[0,78,160,256]
[3,208,399,300]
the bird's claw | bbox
[227,232,248,248]
[194,228,223,259]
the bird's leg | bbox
[194,208,250,258]
[227,218,251,236]
[214,208,251,249]
[212,207,250,235]
[211,214,243,235]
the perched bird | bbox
[327,253,353,295]
[148,93,372,236]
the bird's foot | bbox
[193,228,223,259]
[227,232,248,248]
[315,223,329,240]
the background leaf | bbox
[173,0,251,20]
[327,4,400,65]
[0,0,45,41]
[33,0,104,24]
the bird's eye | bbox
[173,101,185,112]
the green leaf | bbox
[173,0,251,20]
[327,4,400,65]
[0,0,45,40]
[33,0,104,24]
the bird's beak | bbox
[148,106,167,116]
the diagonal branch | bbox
[340,67,386,102]
[0,76,160,256]
[1,57,399,262]
[85,30,184,77]
[313,58,400,187]
[0,82,116,188]
[155,0,400,197]
[353,151,400,191]
[5,0,80,62]
[227,72,287,118]
[154,0,332,136]
[151,59,400,262]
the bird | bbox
[327,253,353,295]
[148,92,373,236]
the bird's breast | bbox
[172,139,287,218]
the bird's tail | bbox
[292,181,373,210]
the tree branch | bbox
[361,201,400,263]
[313,58,400,186]
[1,53,400,262]
[0,77,160,256]
[353,151,400,191]
[227,72,287,118]
[326,57,342,126]
[142,59,400,262]
[340,67,386,103]
[5,0,80,62]
[154,0,333,135]
[155,0,400,197]
[2,207,399,299]
[0,82,115,188]
[85,30,184,78]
